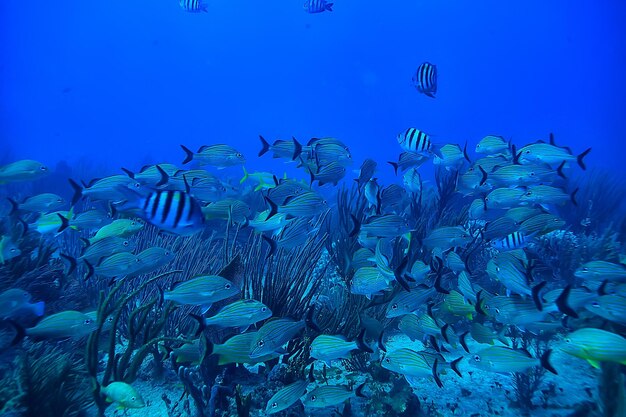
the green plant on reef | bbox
[13,342,91,417]
[85,269,190,417]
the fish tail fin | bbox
[557,161,567,179]
[478,165,488,186]
[258,135,271,157]
[264,196,278,219]
[201,332,214,357]
[84,260,94,281]
[292,136,302,160]
[9,320,26,346]
[450,357,463,377]
[540,349,558,375]
[356,329,373,353]
[387,161,399,175]
[459,331,470,353]
[240,166,248,184]
[378,331,387,352]
[355,382,366,398]
[155,165,169,187]
[570,188,579,206]
[31,301,45,317]
[190,313,206,337]
[555,285,579,318]
[308,363,315,382]
[59,253,77,275]
[577,148,591,170]
[432,358,443,388]
[180,145,194,164]
[348,214,360,238]
[531,281,547,311]
[463,141,471,163]
[68,179,83,206]
[56,213,70,233]
[325,3,333,11]
[261,234,277,260]
[7,198,18,215]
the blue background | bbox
[1,0,625,182]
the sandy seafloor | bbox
[96,333,598,417]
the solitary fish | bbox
[412,62,437,98]
[0,160,49,184]
[100,382,145,409]
[179,0,208,12]
[304,0,333,13]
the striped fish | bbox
[266,380,308,414]
[164,275,239,310]
[139,189,205,236]
[381,348,433,378]
[249,318,305,359]
[209,332,280,365]
[397,128,433,155]
[202,299,272,329]
[85,252,144,279]
[492,231,527,251]
[412,62,437,98]
[180,144,245,168]
[310,331,371,365]
[179,0,208,13]
[470,346,556,374]
[303,0,333,13]
[23,310,98,339]
[134,247,175,275]
[78,236,136,264]
[302,384,365,408]
[574,261,626,282]
[560,328,626,368]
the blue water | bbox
[2,1,625,178]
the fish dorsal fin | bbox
[218,255,241,282]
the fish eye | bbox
[385,358,391,363]
[322,200,327,205]
[123,241,129,246]
[258,340,265,347]
[473,355,481,362]
[165,251,170,256]
[225,283,231,289]
[10,248,16,253]
[582,267,588,272]
[495,308,500,314]
[236,153,242,158]
[530,172,535,176]
[131,396,136,401]
[391,303,398,310]
[84,319,92,325]
[131,221,136,225]
[107,317,114,323]
[525,191,532,196]
[591,302,600,308]
[40,166,47,171]
[311,395,317,401]
[272,403,278,408]
[261,307,267,312]
[525,150,530,154]
[565,338,571,343]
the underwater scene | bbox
[1,1,626,417]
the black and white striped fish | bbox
[117,187,205,236]
[492,231,527,250]
[179,0,208,13]
[140,190,204,235]
[304,0,333,13]
[412,62,437,98]
[397,128,433,155]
